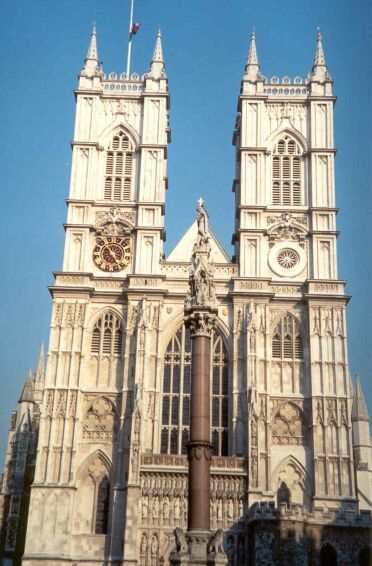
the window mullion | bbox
[179,326,185,453]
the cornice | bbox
[308,148,337,154]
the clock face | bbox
[93,236,132,272]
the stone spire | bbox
[80,23,101,78]
[244,30,260,81]
[311,28,329,81]
[19,370,34,403]
[352,375,370,422]
[148,29,165,79]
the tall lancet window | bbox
[160,325,229,456]
[272,135,303,206]
[272,313,303,360]
[104,130,134,201]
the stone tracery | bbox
[82,396,117,440]
[272,402,308,446]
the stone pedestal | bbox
[170,529,228,565]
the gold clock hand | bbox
[108,248,119,263]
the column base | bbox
[169,528,228,566]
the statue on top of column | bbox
[185,199,216,310]
[196,198,210,250]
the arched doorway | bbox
[320,543,337,566]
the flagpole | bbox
[126,0,134,78]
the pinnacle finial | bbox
[86,22,99,61]
[311,27,329,81]
[80,23,102,79]
[352,375,370,422]
[19,370,34,403]
[314,27,326,66]
[152,28,164,64]
[35,343,45,381]
[248,29,259,65]
[148,28,165,79]
[244,29,260,81]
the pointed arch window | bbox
[272,135,303,206]
[75,454,111,535]
[272,314,303,360]
[91,312,123,356]
[104,130,134,201]
[160,325,229,456]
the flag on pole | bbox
[129,22,141,40]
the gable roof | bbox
[167,220,230,263]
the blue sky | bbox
[0,0,371,463]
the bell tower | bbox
[232,30,358,509]
[22,25,171,566]
[64,26,169,277]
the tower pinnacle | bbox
[244,29,260,81]
[19,370,34,403]
[80,23,101,78]
[87,23,98,61]
[311,28,329,81]
[148,29,165,79]
[352,375,370,422]
[35,343,44,377]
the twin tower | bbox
[0,25,371,566]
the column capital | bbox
[184,308,218,338]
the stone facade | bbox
[0,26,371,566]
[0,348,44,566]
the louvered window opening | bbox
[95,476,110,534]
[161,326,229,456]
[104,131,134,201]
[91,313,123,356]
[272,314,303,360]
[272,136,302,206]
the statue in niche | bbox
[142,497,148,521]
[163,496,170,521]
[150,535,158,566]
[140,534,148,565]
[152,497,159,518]
[174,497,180,521]
[217,499,223,520]
[195,269,208,305]
[227,498,234,520]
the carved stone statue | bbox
[185,200,217,311]
[174,527,188,554]
[207,529,225,555]
[150,535,158,566]
[196,198,209,247]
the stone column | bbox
[185,308,217,532]
[170,200,227,565]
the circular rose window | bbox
[277,248,299,269]
[268,242,307,278]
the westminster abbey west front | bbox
[0,25,371,566]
